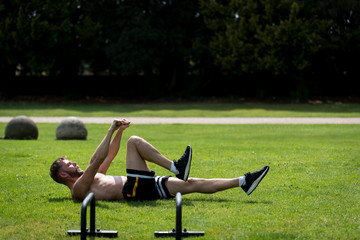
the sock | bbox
[170,161,179,175]
[239,176,246,187]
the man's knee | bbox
[183,178,199,192]
[127,135,143,147]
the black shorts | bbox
[122,169,174,201]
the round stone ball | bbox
[56,117,87,140]
[5,116,39,140]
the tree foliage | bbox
[200,0,329,76]
[0,0,359,97]
[0,0,101,76]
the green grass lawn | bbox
[0,102,359,117]
[0,123,359,239]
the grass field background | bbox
[1,122,359,239]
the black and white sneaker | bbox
[174,145,192,181]
[242,165,269,195]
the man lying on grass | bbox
[50,119,269,201]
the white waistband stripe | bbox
[127,173,154,179]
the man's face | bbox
[61,160,84,178]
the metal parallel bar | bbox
[81,192,95,240]
[90,195,96,233]
[68,229,118,237]
[176,192,182,240]
[154,230,205,238]
[68,192,118,239]
[154,192,205,239]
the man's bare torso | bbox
[72,173,127,201]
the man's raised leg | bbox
[126,136,192,180]
[126,136,171,171]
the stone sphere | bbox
[56,117,87,140]
[5,116,39,140]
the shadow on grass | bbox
[47,197,112,209]
[181,197,272,205]
[47,195,272,209]
[182,197,233,204]
[115,197,234,208]
[242,199,273,204]
[123,200,168,208]
[47,197,73,202]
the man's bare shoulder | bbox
[71,173,101,201]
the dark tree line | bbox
[1,0,359,99]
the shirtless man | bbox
[50,119,269,201]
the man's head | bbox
[50,156,84,185]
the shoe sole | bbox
[246,165,269,195]
[183,146,192,181]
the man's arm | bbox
[72,120,122,200]
[98,119,130,174]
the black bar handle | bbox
[68,192,117,238]
[176,192,182,240]
[81,192,95,240]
